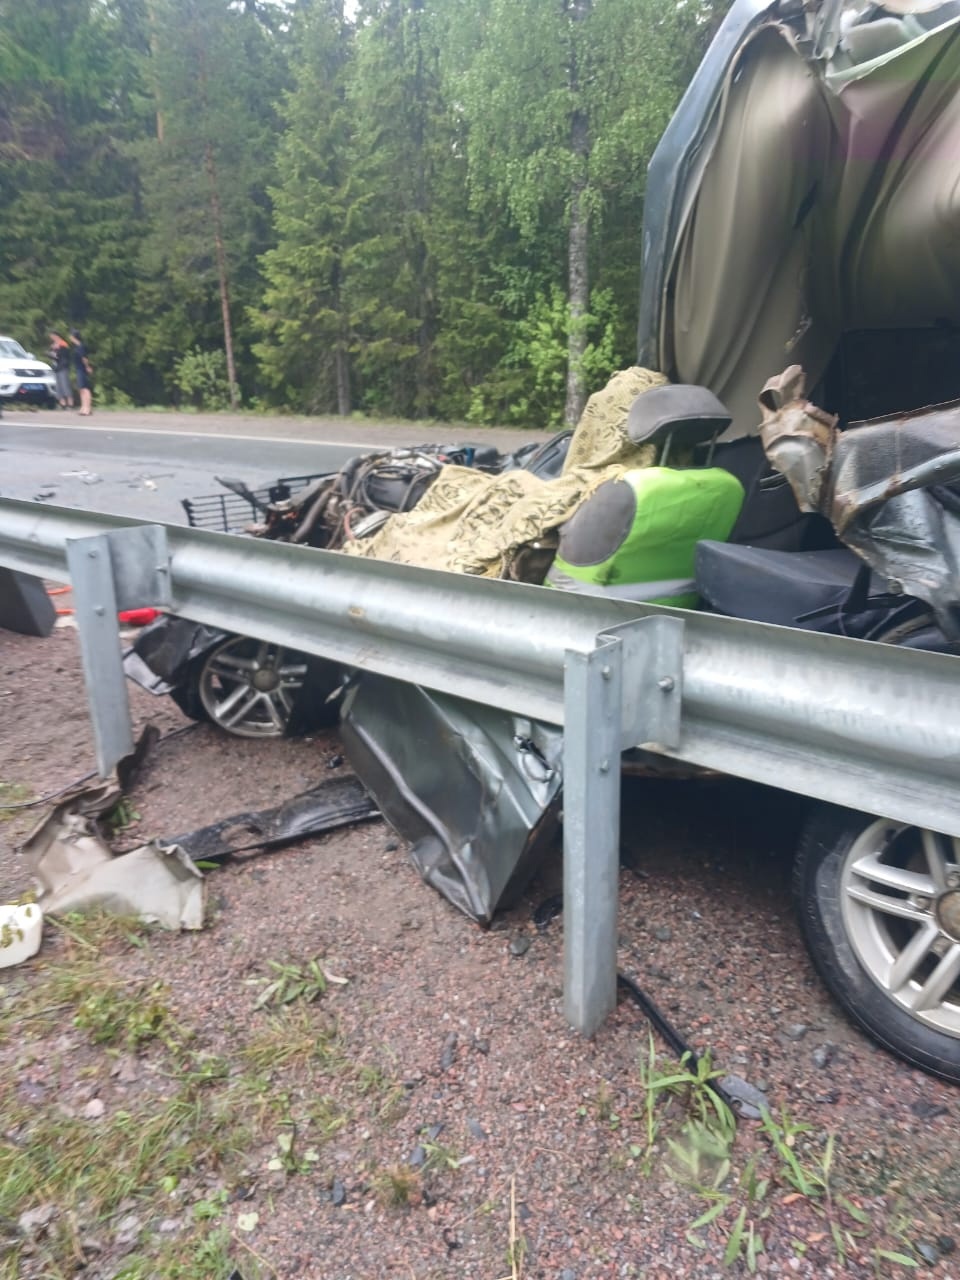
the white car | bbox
[0,336,57,408]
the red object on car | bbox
[117,608,160,626]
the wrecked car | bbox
[124,618,343,738]
[126,433,574,737]
[129,0,960,1083]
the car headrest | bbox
[626,384,732,450]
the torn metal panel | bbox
[21,737,204,930]
[124,615,226,692]
[340,673,563,925]
[759,367,960,636]
[23,795,204,931]
[168,777,378,862]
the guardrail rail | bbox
[2,496,959,1035]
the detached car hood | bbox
[638,0,960,439]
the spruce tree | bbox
[343,0,443,417]
[0,0,151,398]
[253,0,357,414]
[138,0,285,406]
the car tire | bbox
[794,802,960,1083]
[169,660,209,723]
[182,635,343,738]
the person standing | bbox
[69,328,93,415]
[48,332,73,408]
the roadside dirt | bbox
[1,625,957,1280]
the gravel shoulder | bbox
[1,625,958,1280]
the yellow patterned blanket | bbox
[342,367,666,580]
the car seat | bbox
[546,384,745,604]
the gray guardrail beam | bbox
[2,497,958,833]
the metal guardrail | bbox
[3,496,960,1036]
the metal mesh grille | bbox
[180,474,326,531]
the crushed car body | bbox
[117,0,960,1079]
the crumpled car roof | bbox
[638,0,960,438]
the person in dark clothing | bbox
[48,332,73,407]
[69,328,93,415]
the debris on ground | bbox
[1,627,956,1279]
[0,901,42,967]
[17,755,378,932]
[25,787,205,930]
[168,775,378,863]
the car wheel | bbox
[168,667,209,723]
[795,803,960,1083]
[195,635,341,738]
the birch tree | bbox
[445,0,714,424]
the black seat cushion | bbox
[695,542,871,626]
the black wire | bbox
[0,722,199,812]
[616,970,737,1113]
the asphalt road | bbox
[0,407,538,523]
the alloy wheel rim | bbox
[198,637,307,738]
[841,819,960,1038]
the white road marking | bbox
[0,419,364,448]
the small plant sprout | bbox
[373,1162,420,1209]
[252,957,347,1009]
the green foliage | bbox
[758,1107,828,1199]
[0,781,32,820]
[104,796,141,834]
[0,926,403,1280]
[497,285,623,426]
[635,1040,737,1192]
[172,346,234,411]
[191,1188,228,1220]
[441,0,715,420]
[630,1042,894,1272]
[137,0,287,404]
[73,980,175,1049]
[0,0,720,418]
[0,0,153,400]
[343,0,444,416]
[266,1124,322,1175]
[252,0,357,413]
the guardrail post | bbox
[67,534,134,777]
[563,633,623,1034]
[65,526,170,777]
[563,616,684,1035]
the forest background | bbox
[0,0,722,429]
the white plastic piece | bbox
[0,903,43,967]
